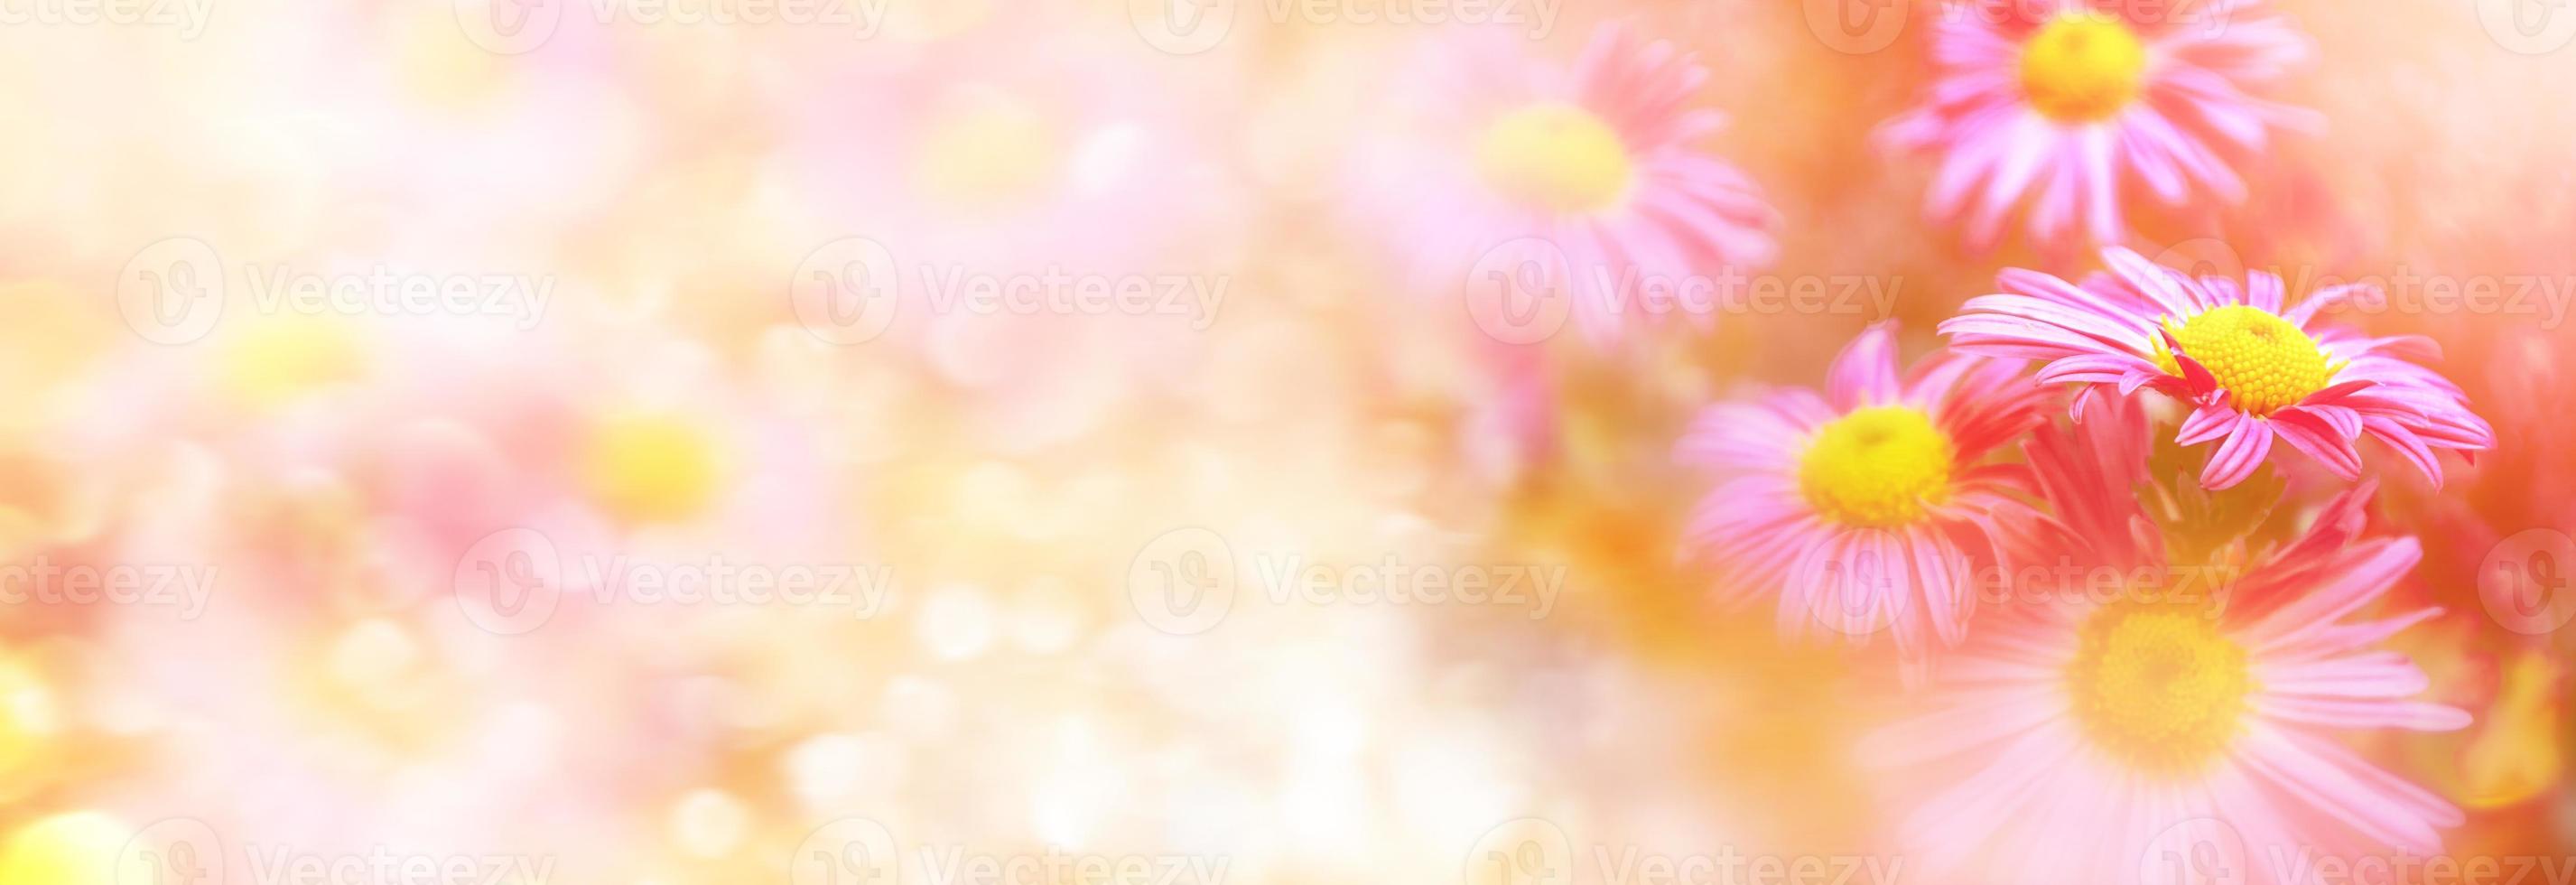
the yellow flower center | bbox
[2019,14,2149,123]
[2150,305,2340,415]
[1474,103,1635,215]
[1796,406,1955,528]
[581,413,722,525]
[913,94,1062,212]
[2066,600,2253,776]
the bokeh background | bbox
[0,0,2567,881]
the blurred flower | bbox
[1353,21,1778,345]
[1674,323,2048,666]
[1867,419,2467,884]
[1878,0,2318,249]
[2454,647,2563,809]
[1943,247,2493,488]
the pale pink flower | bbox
[1879,0,2318,249]
[1355,22,1778,345]
[1867,398,2468,885]
[1942,247,2494,489]
[1675,323,2049,663]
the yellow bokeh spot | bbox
[219,316,364,406]
[582,413,723,525]
[1796,405,1954,528]
[2458,648,2561,808]
[913,94,1061,212]
[0,812,135,885]
[2067,600,2253,775]
[2019,14,2150,123]
[0,657,58,806]
[2151,305,2339,415]
[1474,103,1635,215]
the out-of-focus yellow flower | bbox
[2457,647,2562,809]
[0,657,58,804]
[913,92,1064,213]
[0,812,132,885]
[581,412,726,526]
[219,315,364,407]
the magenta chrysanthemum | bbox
[1942,247,2495,489]
[1676,324,2050,662]
[1878,0,2318,248]
[1867,402,2468,885]
[1356,22,1779,344]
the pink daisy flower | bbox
[1942,247,2495,489]
[1878,0,2318,249]
[1866,401,2468,885]
[1354,22,1778,345]
[1675,323,2050,663]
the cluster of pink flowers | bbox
[1376,3,2499,882]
